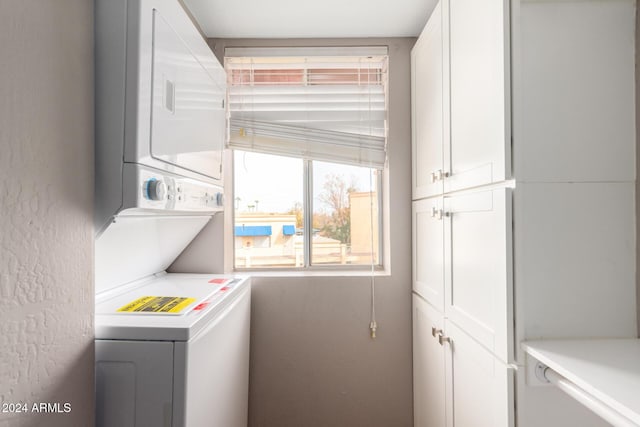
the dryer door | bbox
[150,9,225,181]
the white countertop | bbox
[523,339,640,426]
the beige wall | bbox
[0,1,95,426]
[350,192,380,261]
[172,37,415,427]
[637,0,640,336]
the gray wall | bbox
[0,1,95,426]
[636,0,640,336]
[173,37,415,427]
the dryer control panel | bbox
[122,164,224,213]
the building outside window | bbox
[225,48,388,269]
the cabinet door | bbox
[443,188,513,363]
[413,198,445,312]
[444,321,514,427]
[413,294,446,427]
[412,0,444,200]
[446,0,510,193]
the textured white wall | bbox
[0,1,95,426]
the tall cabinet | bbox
[411,1,637,426]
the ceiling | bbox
[182,0,438,39]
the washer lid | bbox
[95,274,249,341]
[95,214,212,294]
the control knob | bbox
[216,192,224,207]
[145,178,167,201]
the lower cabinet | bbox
[413,294,514,427]
[413,187,514,363]
[413,197,445,312]
[444,188,513,363]
[413,293,446,427]
[445,321,514,427]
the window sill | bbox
[232,268,390,278]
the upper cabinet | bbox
[412,1,445,199]
[412,0,511,200]
[447,0,511,193]
[412,0,636,202]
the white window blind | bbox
[225,50,388,169]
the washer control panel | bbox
[144,178,167,201]
[124,165,224,212]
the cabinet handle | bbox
[430,207,444,220]
[430,207,450,220]
[431,169,450,182]
[431,327,442,338]
[438,333,452,346]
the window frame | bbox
[225,46,388,272]
[231,151,385,272]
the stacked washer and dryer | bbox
[94,0,250,426]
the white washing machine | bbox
[94,0,248,426]
[95,274,250,427]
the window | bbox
[234,151,303,268]
[312,161,380,266]
[226,48,388,269]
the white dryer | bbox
[95,0,227,236]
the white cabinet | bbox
[413,294,514,427]
[413,294,446,427]
[412,0,636,196]
[412,197,444,311]
[445,321,514,427]
[447,0,511,193]
[413,188,514,363]
[411,0,511,198]
[412,0,636,425]
[411,1,445,199]
[444,188,513,363]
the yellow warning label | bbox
[117,296,196,313]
